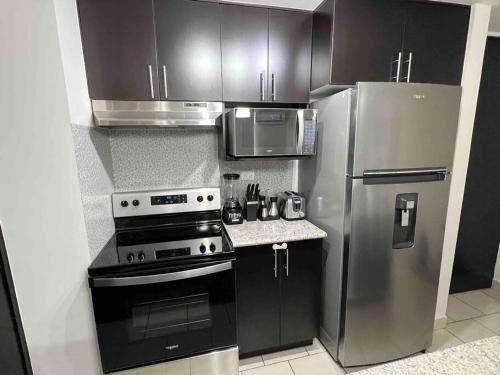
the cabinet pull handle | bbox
[148,64,154,99]
[271,73,276,101]
[402,52,413,83]
[391,52,402,82]
[273,248,278,278]
[162,65,168,99]
[285,249,289,277]
[260,72,265,101]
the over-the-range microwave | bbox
[226,108,317,158]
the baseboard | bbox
[493,279,500,289]
[434,316,448,330]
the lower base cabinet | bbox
[235,239,322,357]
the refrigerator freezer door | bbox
[350,83,461,177]
[339,176,451,366]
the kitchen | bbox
[0,1,499,375]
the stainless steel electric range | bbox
[88,187,237,374]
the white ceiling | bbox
[223,0,500,32]
[222,0,322,10]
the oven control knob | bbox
[121,200,129,208]
[199,244,207,254]
[132,200,140,207]
[138,252,145,261]
[126,253,134,262]
[197,196,203,202]
[209,243,216,253]
[207,195,214,202]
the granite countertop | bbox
[223,218,327,248]
[356,336,500,375]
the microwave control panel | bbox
[303,119,317,155]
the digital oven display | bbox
[156,247,191,259]
[151,194,187,205]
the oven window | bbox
[130,294,211,340]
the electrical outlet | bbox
[241,171,255,180]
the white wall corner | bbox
[53,0,93,127]
[435,3,491,319]
[494,242,500,282]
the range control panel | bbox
[112,187,221,218]
[118,236,223,264]
[151,194,188,206]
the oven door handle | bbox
[91,261,233,288]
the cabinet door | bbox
[154,0,222,101]
[221,5,269,103]
[77,0,159,100]
[236,245,281,356]
[281,240,322,346]
[268,9,312,103]
[332,0,406,85]
[402,2,470,85]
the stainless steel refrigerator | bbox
[299,82,461,367]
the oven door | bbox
[90,260,236,373]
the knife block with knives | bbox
[244,183,259,221]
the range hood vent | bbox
[92,100,224,128]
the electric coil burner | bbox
[88,187,237,374]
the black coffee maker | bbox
[222,173,243,225]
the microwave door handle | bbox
[297,110,304,154]
[91,261,233,288]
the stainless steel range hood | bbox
[91,100,224,128]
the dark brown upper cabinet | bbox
[78,0,159,100]
[268,9,313,103]
[154,0,222,101]
[221,5,269,103]
[221,4,312,103]
[311,0,470,90]
[312,0,405,90]
[402,1,470,86]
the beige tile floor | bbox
[114,285,500,375]
[239,284,500,375]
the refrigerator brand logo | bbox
[165,345,179,351]
[413,94,426,100]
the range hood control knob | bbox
[200,244,206,254]
[209,243,216,253]
[127,253,134,262]
[138,252,145,261]
[133,200,140,207]
[121,200,129,207]
[207,195,214,202]
[197,196,203,202]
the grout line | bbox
[471,317,498,335]
[452,294,485,312]
[480,289,500,303]
[444,326,466,343]
[288,360,296,375]
[449,294,487,316]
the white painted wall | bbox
[494,243,500,283]
[221,0,322,10]
[0,0,101,374]
[53,0,93,126]
[53,0,115,260]
[435,3,491,320]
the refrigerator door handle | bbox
[363,168,448,178]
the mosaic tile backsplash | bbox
[109,128,294,196]
[71,124,115,259]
